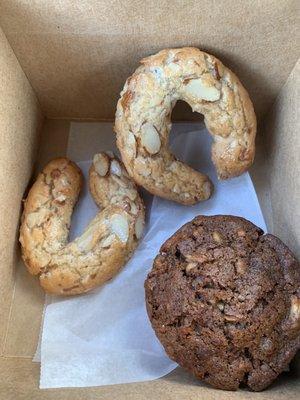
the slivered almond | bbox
[289,296,300,329]
[130,202,138,215]
[101,235,115,248]
[173,184,180,193]
[111,214,129,243]
[93,153,110,176]
[125,189,137,201]
[212,231,223,243]
[110,160,122,177]
[184,78,220,101]
[55,194,66,204]
[111,175,127,188]
[186,262,197,272]
[236,258,247,274]
[77,226,97,252]
[224,314,239,322]
[26,210,49,228]
[127,131,137,158]
[140,123,161,154]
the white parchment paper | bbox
[37,123,267,388]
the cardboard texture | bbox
[0,357,299,400]
[0,0,299,120]
[0,26,43,357]
[0,1,299,398]
[2,118,70,360]
[262,60,300,259]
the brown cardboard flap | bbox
[3,261,44,358]
[0,26,43,355]
[262,59,300,258]
[2,119,70,359]
[0,0,299,120]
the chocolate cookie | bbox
[145,215,300,391]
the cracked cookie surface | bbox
[145,215,300,391]
[19,153,145,295]
[115,47,256,205]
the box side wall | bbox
[0,2,299,397]
[0,26,43,355]
[262,60,300,258]
[2,119,70,359]
[1,108,300,396]
[0,0,299,120]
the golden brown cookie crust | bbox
[19,153,145,295]
[115,47,256,205]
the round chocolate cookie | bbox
[145,215,300,391]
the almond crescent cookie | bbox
[19,153,145,295]
[115,47,256,205]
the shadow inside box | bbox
[160,362,300,392]
[265,371,300,392]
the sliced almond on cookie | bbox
[127,131,137,158]
[111,214,129,243]
[184,78,220,102]
[77,225,98,252]
[110,159,122,177]
[289,295,300,330]
[140,123,161,154]
[93,153,110,176]
[212,231,223,243]
[101,234,115,248]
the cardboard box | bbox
[0,1,299,398]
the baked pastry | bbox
[145,215,300,391]
[19,152,145,295]
[115,47,256,205]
